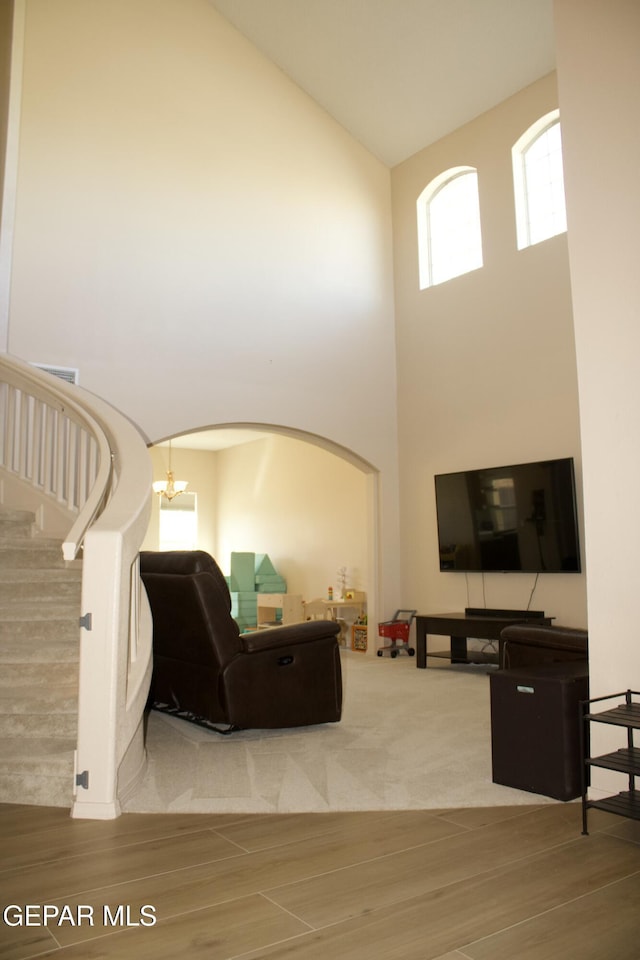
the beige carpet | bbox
[122,652,556,814]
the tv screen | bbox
[434,457,581,573]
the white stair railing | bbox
[0,353,152,818]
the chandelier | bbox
[152,440,188,501]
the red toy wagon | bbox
[377,609,417,658]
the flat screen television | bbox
[434,457,581,573]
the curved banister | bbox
[0,356,112,548]
[0,352,153,818]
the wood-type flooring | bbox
[1,800,639,959]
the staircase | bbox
[0,506,81,807]
[1,352,153,817]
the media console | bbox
[414,608,553,669]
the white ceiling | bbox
[209,0,557,167]
[157,429,271,451]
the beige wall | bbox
[391,73,587,626]
[6,0,401,617]
[142,434,369,605]
[143,445,218,558]
[555,0,640,700]
[0,0,17,347]
[213,435,369,602]
[12,0,633,649]
[0,0,12,217]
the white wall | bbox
[554,0,640,699]
[391,73,587,627]
[6,0,401,616]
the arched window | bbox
[417,166,483,289]
[513,110,567,249]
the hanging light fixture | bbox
[152,439,188,501]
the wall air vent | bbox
[30,362,79,385]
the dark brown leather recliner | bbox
[500,623,588,669]
[140,550,342,730]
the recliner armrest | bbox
[500,623,588,669]
[241,619,340,653]
[500,624,588,653]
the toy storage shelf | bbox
[581,689,640,835]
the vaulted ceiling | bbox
[1,4,559,452]
[209,0,556,166]
[173,2,557,452]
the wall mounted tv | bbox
[434,457,581,573]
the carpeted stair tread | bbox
[0,507,79,807]
[0,684,78,713]
[2,661,79,687]
[0,735,75,763]
[0,774,72,808]
[0,536,63,547]
[0,567,81,581]
[0,569,82,604]
[0,681,78,738]
[0,735,75,807]
[0,581,81,603]
[0,714,77,739]
[0,516,34,538]
[0,738,75,781]
[0,620,79,642]
[0,552,67,571]
[0,600,80,621]
[0,507,36,523]
[0,537,66,565]
[0,686,78,737]
[0,638,78,663]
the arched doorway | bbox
[144,422,380,649]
